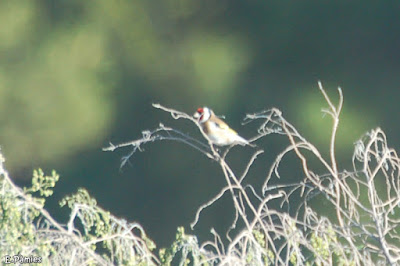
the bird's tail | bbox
[236,135,257,148]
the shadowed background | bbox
[2,0,400,248]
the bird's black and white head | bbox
[193,107,212,123]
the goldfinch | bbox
[193,107,252,146]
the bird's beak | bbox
[193,112,200,119]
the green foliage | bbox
[0,155,157,265]
[60,187,97,208]
[159,227,209,266]
[24,168,59,201]
[310,231,331,262]
[60,188,111,247]
[251,229,274,265]
[0,167,58,263]
[59,188,157,264]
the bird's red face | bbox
[193,107,210,123]
[196,108,204,120]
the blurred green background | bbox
[3,1,400,248]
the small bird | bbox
[193,107,252,146]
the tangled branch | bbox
[103,83,400,265]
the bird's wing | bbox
[212,118,238,135]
